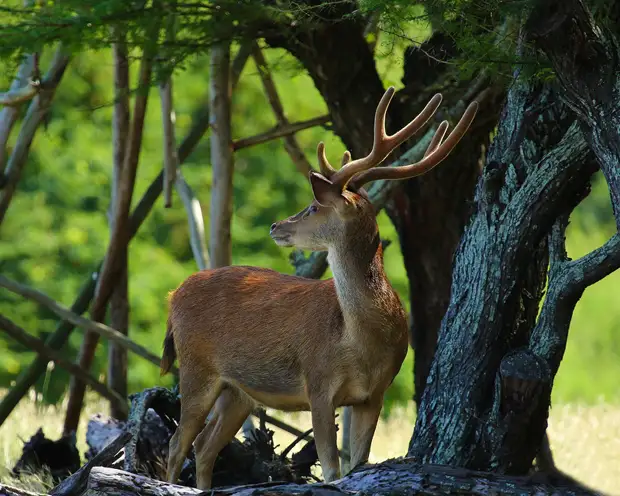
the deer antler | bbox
[316,87,444,189]
[348,101,478,188]
[317,142,337,178]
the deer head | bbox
[270,86,478,252]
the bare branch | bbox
[0,46,70,228]
[0,53,36,172]
[0,275,170,372]
[50,431,131,496]
[0,81,39,107]
[232,42,252,90]
[0,314,127,414]
[160,3,179,208]
[176,171,209,270]
[251,43,314,175]
[233,115,330,150]
[160,79,178,208]
[531,222,620,380]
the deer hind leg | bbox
[348,395,383,471]
[193,386,253,490]
[166,375,223,484]
[310,396,340,482]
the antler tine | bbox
[423,120,449,158]
[341,150,351,166]
[330,87,443,189]
[316,142,337,178]
[349,101,479,187]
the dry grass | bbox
[1,391,619,495]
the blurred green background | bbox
[0,38,618,417]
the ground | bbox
[1,390,618,495]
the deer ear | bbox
[309,172,344,208]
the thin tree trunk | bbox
[64,43,154,435]
[208,41,234,268]
[107,38,131,421]
[161,78,178,208]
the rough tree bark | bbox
[407,78,598,472]
[407,0,620,473]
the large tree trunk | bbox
[408,0,620,473]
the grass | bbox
[1,392,619,495]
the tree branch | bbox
[251,43,314,175]
[531,227,620,371]
[50,431,131,496]
[0,81,40,107]
[176,171,209,270]
[160,78,178,208]
[0,52,36,173]
[0,314,127,414]
[0,275,170,372]
[85,460,599,496]
[0,46,70,227]
[233,115,330,150]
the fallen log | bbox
[84,459,602,496]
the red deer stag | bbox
[160,87,478,489]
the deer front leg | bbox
[310,397,340,482]
[349,395,383,471]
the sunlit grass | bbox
[1,391,618,495]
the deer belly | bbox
[222,363,309,411]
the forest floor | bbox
[0,391,619,495]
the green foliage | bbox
[0,2,618,419]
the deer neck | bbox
[327,225,395,327]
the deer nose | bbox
[270,222,277,233]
